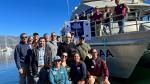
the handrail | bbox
[89,8,150,36]
[90,8,149,24]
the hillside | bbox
[0,36,19,49]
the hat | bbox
[33,32,39,36]
[54,56,61,61]
[80,35,85,39]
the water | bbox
[0,51,18,84]
[0,51,150,84]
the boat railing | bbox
[90,8,150,37]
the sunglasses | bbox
[66,37,71,38]
[92,52,97,53]
[62,55,67,58]
[52,35,56,36]
[21,36,27,39]
[55,59,61,62]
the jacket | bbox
[49,65,69,84]
[85,57,109,80]
[31,44,52,75]
[70,61,87,83]
[14,41,32,70]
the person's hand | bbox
[88,75,95,84]
[19,68,23,74]
[103,78,110,84]
[78,80,85,84]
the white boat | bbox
[61,0,150,78]
[0,36,14,52]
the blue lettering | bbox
[99,49,113,57]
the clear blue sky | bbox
[0,0,149,36]
[0,0,80,36]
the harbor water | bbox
[0,51,150,84]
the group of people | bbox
[73,0,129,34]
[14,32,110,84]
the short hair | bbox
[20,33,27,39]
[57,36,60,38]
[51,32,56,35]
[39,37,45,40]
[43,33,49,37]
[79,35,85,40]
[89,48,97,53]
[33,32,39,36]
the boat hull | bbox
[91,44,147,78]
[87,31,150,78]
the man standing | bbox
[57,33,76,67]
[31,37,52,84]
[114,0,128,34]
[47,32,58,61]
[33,32,39,48]
[14,33,33,84]
[76,35,91,61]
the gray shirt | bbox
[47,41,58,61]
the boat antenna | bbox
[66,0,70,19]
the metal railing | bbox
[90,8,150,37]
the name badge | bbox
[98,64,101,67]
[91,66,94,68]
[77,67,80,70]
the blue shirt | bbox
[38,47,45,66]
[49,66,69,84]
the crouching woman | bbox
[49,56,69,84]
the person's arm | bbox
[63,67,69,84]
[122,3,127,16]
[49,69,56,84]
[80,62,87,81]
[29,49,33,76]
[57,43,62,56]
[14,44,21,70]
[113,7,116,17]
[87,43,91,51]
[46,45,52,68]
[101,60,109,80]
[32,49,38,76]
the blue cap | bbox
[54,56,61,61]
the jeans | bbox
[118,19,125,34]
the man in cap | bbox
[76,35,91,61]
[33,32,39,48]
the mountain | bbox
[0,36,19,49]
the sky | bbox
[0,0,149,36]
[0,0,80,36]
